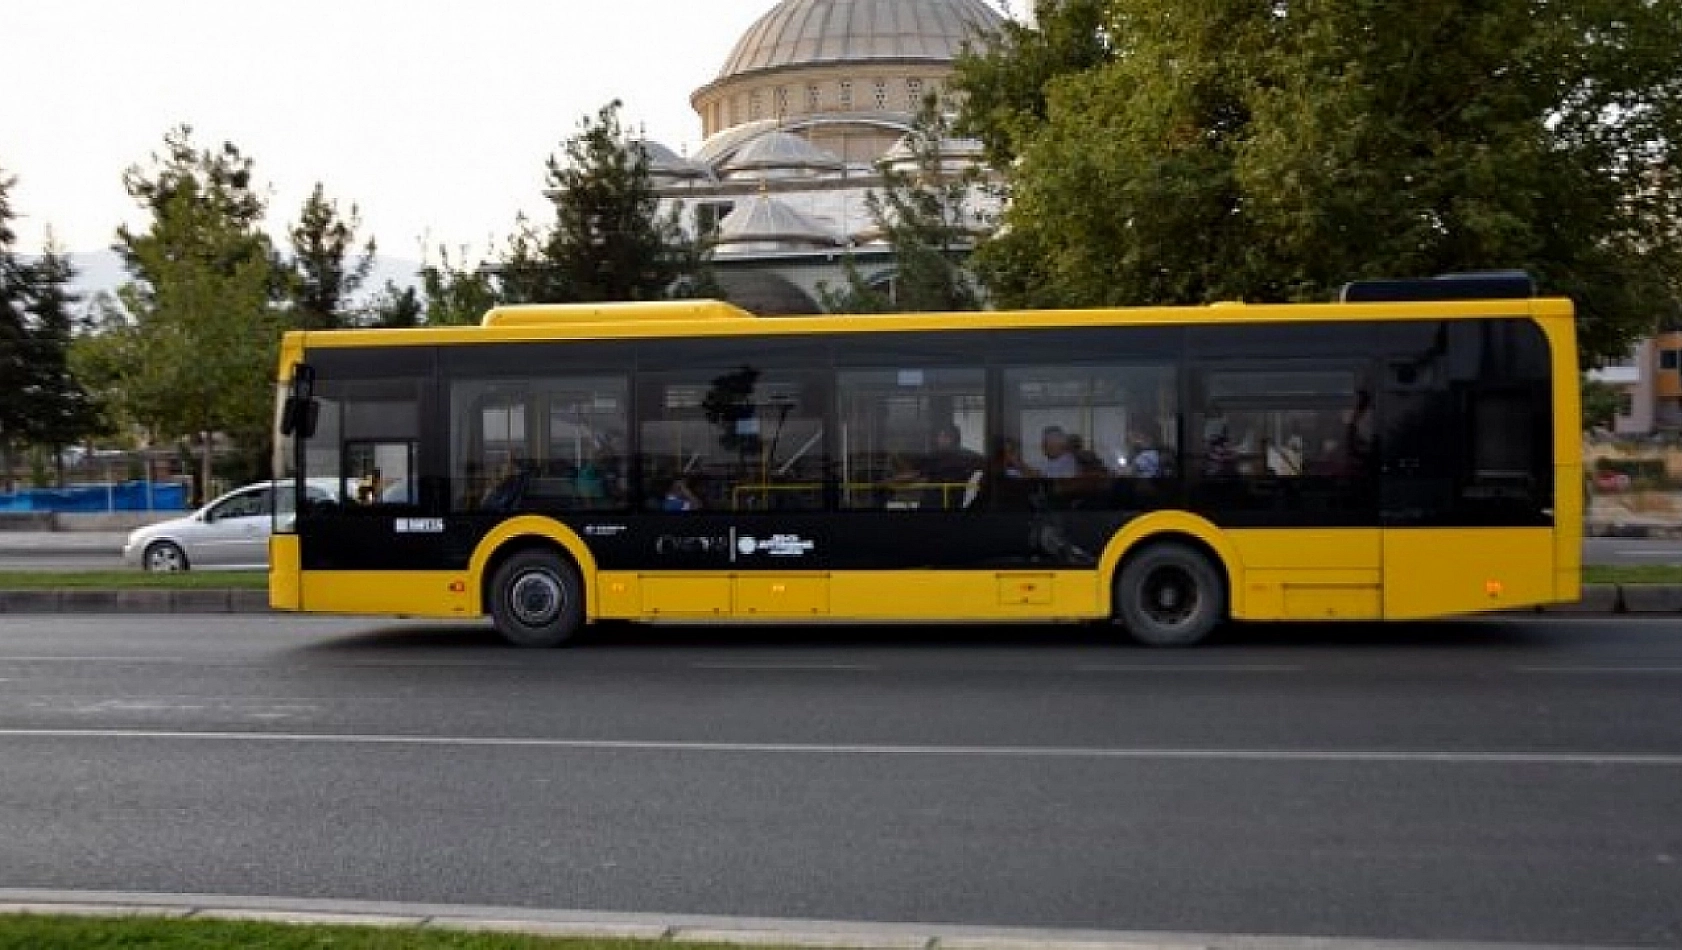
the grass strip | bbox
[1582,564,1682,585]
[0,571,266,590]
[0,914,691,949]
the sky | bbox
[2,0,788,261]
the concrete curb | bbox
[0,889,1625,950]
[0,589,270,614]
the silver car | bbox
[123,479,338,572]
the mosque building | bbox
[641,0,1008,314]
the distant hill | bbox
[44,250,423,310]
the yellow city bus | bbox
[269,273,1580,647]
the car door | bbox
[195,486,271,568]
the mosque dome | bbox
[636,140,713,183]
[720,131,845,180]
[717,0,1006,81]
[714,193,841,255]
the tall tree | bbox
[420,246,499,326]
[287,182,375,330]
[499,101,713,303]
[22,236,102,483]
[821,95,985,313]
[0,168,30,490]
[953,0,1682,363]
[114,126,281,499]
[367,280,423,329]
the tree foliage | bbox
[22,237,102,461]
[419,246,498,326]
[0,168,32,487]
[497,101,714,304]
[287,183,375,330]
[953,0,1682,362]
[1581,376,1626,431]
[0,171,101,487]
[113,126,282,493]
[820,96,985,314]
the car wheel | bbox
[1114,541,1225,647]
[143,541,189,573]
[489,549,584,648]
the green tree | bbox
[500,101,714,303]
[287,182,375,330]
[22,237,103,482]
[419,246,499,326]
[953,0,1682,362]
[1581,376,1625,432]
[114,126,282,499]
[0,168,30,490]
[367,279,423,329]
[821,95,985,313]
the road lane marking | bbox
[1074,664,1304,672]
[692,663,881,671]
[0,728,1678,766]
[1522,661,1682,670]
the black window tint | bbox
[639,366,829,513]
[449,376,629,514]
[838,367,985,511]
[998,364,1179,512]
[1189,362,1376,524]
[1379,319,1552,526]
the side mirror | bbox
[280,396,319,439]
[280,363,319,438]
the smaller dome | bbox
[715,194,841,255]
[880,133,985,172]
[637,140,713,183]
[721,132,845,181]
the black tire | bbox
[488,549,584,648]
[1114,541,1226,647]
[143,541,189,573]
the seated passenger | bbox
[662,477,702,512]
[1039,426,1080,478]
[926,423,984,482]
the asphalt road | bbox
[0,615,1679,946]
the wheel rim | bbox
[147,545,183,572]
[1140,564,1198,626]
[508,570,563,627]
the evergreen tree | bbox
[821,95,984,313]
[114,126,282,498]
[952,0,1682,363]
[367,279,423,329]
[287,182,375,330]
[0,168,30,490]
[500,101,713,303]
[22,237,103,482]
[420,246,499,326]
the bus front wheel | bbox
[1114,542,1226,647]
[489,550,584,648]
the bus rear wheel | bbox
[489,550,584,648]
[1114,542,1226,647]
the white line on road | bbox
[692,663,881,671]
[0,728,1678,766]
[1074,664,1304,673]
[1516,666,1682,673]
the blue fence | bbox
[0,481,189,513]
